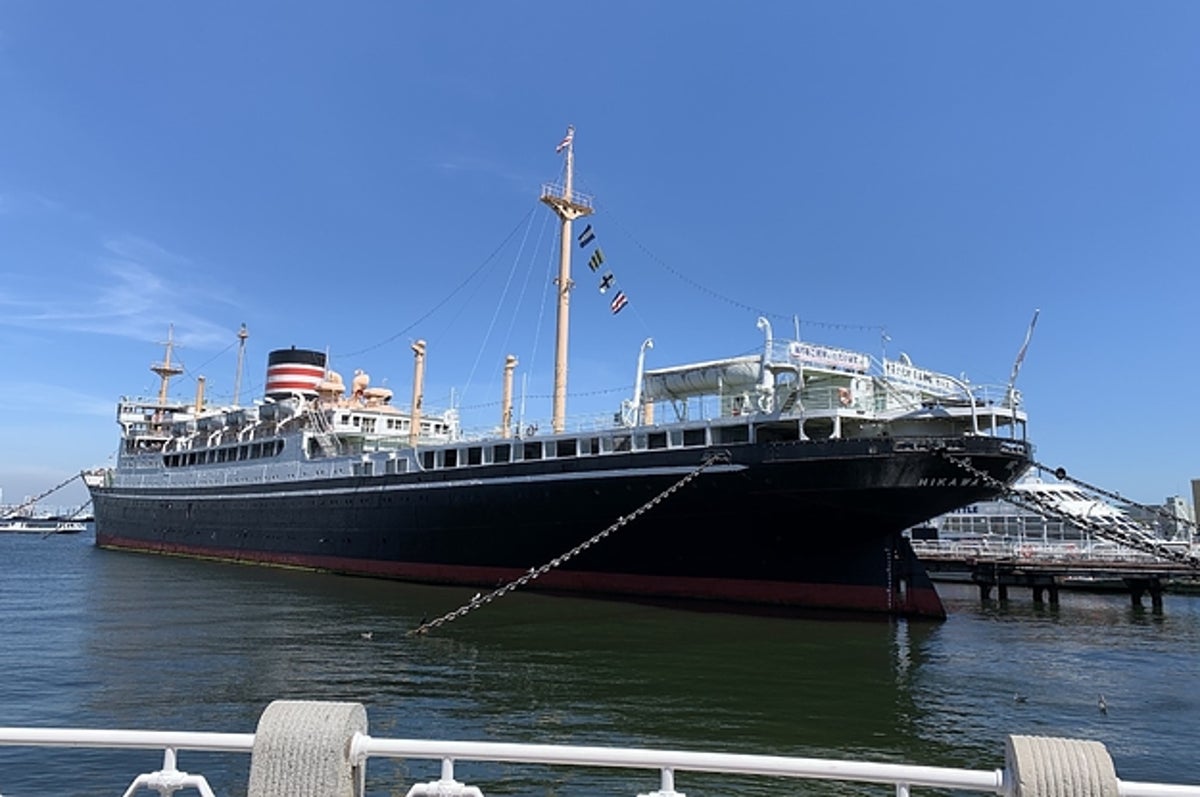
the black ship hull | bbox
[91,436,1030,619]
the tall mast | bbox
[233,323,249,407]
[409,340,427,447]
[539,125,593,434]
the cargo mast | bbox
[540,126,593,434]
[149,325,184,432]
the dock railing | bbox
[909,537,1182,564]
[3,700,1199,797]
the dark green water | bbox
[2,532,1197,796]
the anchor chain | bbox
[1032,460,1198,538]
[407,451,732,636]
[1,473,83,519]
[938,450,1199,569]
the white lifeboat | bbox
[641,355,761,401]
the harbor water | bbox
[2,531,1198,796]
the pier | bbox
[912,541,1199,609]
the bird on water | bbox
[1098,694,1108,714]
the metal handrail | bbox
[2,726,1199,796]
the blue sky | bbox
[1,3,1196,510]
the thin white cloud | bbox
[0,382,114,417]
[103,235,191,268]
[0,190,68,217]
[0,233,241,349]
[435,156,536,195]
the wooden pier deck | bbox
[912,541,1199,609]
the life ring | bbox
[525,424,537,437]
[837,387,852,407]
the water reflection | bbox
[1,535,1196,796]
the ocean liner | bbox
[86,131,1033,618]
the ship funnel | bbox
[265,348,327,401]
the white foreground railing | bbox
[3,700,1200,797]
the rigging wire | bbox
[452,384,631,413]
[594,199,886,337]
[188,338,238,376]
[334,205,538,360]
[460,202,540,406]
[521,219,560,415]
[177,337,239,395]
[492,206,553,401]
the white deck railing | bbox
[3,716,1200,797]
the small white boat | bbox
[0,516,87,534]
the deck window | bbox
[714,424,750,444]
[493,444,511,463]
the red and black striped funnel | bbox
[265,348,326,401]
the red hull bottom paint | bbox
[96,534,947,619]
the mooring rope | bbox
[407,451,731,636]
